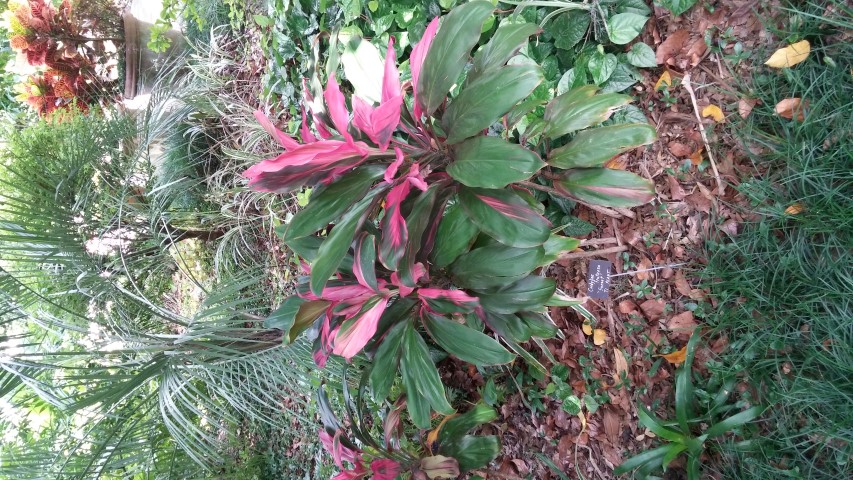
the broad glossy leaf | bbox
[264,296,305,331]
[656,0,697,16]
[353,233,378,290]
[588,52,617,85]
[431,202,479,267]
[483,311,532,343]
[398,182,446,286]
[437,403,497,443]
[548,124,656,169]
[369,320,407,400]
[451,244,544,290]
[469,22,541,82]
[544,89,631,138]
[285,235,323,262]
[549,10,589,50]
[285,165,384,240]
[417,1,495,116]
[401,323,455,428]
[443,65,542,144]
[608,13,648,45]
[554,168,655,208]
[448,136,545,188]
[379,182,412,271]
[518,311,558,338]
[458,187,550,248]
[310,189,381,295]
[418,289,480,314]
[476,276,556,314]
[423,312,514,366]
[439,435,499,472]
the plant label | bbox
[587,260,612,299]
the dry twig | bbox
[682,72,725,194]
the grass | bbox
[703,1,853,478]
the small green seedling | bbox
[615,331,764,479]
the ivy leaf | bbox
[608,13,648,45]
[626,42,658,67]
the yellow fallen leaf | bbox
[689,147,703,166]
[593,329,607,346]
[656,346,687,364]
[655,70,672,91]
[764,40,810,68]
[582,321,593,336]
[775,98,807,121]
[604,155,628,170]
[785,203,804,215]
[701,104,725,122]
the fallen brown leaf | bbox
[674,271,692,297]
[689,147,704,166]
[656,30,690,65]
[738,98,757,118]
[613,348,629,378]
[666,311,698,334]
[668,142,693,157]
[618,300,638,314]
[640,299,666,321]
[667,175,686,200]
[775,98,808,121]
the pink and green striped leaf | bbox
[378,181,412,271]
[333,296,389,359]
[418,288,480,314]
[353,232,379,291]
[554,168,655,208]
[458,186,551,248]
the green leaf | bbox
[554,168,655,208]
[542,234,580,265]
[370,320,407,400]
[661,444,689,469]
[618,0,653,16]
[263,296,305,331]
[431,202,479,267]
[401,323,455,428]
[588,52,617,85]
[548,123,656,169]
[703,406,764,439]
[518,311,558,338]
[656,0,698,16]
[562,395,582,414]
[608,13,648,45]
[397,182,446,286]
[544,88,631,138]
[675,330,700,433]
[600,62,642,93]
[469,22,541,82]
[458,187,551,248]
[284,165,384,240]
[549,10,589,50]
[448,136,545,188]
[310,189,380,295]
[626,42,658,67]
[423,313,514,366]
[443,65,543,144]
[476,276,556,314]
[418,1,495,116]
[438,403,497,442]
[253,14,273,27]
[483,311,532,343]
[451,244,545,290]
[614,445,670,475]
[439,435,499,472]
[638,405,687,443]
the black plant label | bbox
[587,260,612,299]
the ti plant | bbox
[248,1,656,431]
[318,378,499,479]
[615,331,765,479]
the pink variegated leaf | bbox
[324,73,354,145]
[244,141,348,179]
[382,37,401,103]
[410,17,439,120]
[418,288,480,314]
[254,110,300,150]
[333,297,389,359]
[457,186,551,248]
[353,233,379,291]
[247,151,366,194]
[378,181,411,271]
[406,162,428,191]
[300,106,317,143]
[384,147,405,183]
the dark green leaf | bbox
[401,323,455,428]
[423,313,514,366]
[656,0,698,16]
[638,405,687,443]
[431,201,480,267]
[483,311,531,343]
[544,88,631,138]
[310,189,380,295]
[439,435,500,472]
[418,1,495,116]
[549,10,589,50]
[600,62,642,93]
[676,330,700,432]
[458,187,550,248]
[614,445,670,475]
[284,165,384,240]
[554,168,656,208]
[438,403,497,443]
[451,244,544,289]
[264,296,305,331]
[370,320,407,400]
[476,276,555,314]
[548,123,656,169]
[703,406,764,439]
[518,311,558,338]
[542,234,581,264]
[443,65,543,144]
[448,136,545,188]
[588,52,618,85]
[469,22,540,82]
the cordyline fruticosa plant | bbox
[247,0,655,432]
